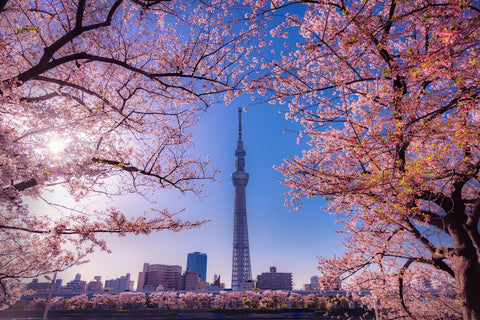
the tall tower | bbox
[231,108,253,291]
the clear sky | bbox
[52,99,344,290]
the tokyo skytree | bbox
[231,108,253,291]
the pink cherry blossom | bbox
[249,0,480,319]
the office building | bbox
[104,273,134,292]
[183,269,200,291]
[186,252,207,282]
[256,267,292,290]
[137,263,182,291]
[26,279,52,293]
[62,273,87,292]
[86,276,103,292]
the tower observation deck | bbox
[231,108,253,291]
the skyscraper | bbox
[187,251,207,282]
[231,108,253,291]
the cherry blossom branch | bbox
[131,0,170,8]
[29,52,230,88]
[402,218,440,254]
[399,258,422,320]
[406,91,480,128]
[0,212,205,236]
[32,75,112,106]
[416,190,453,217]
[91,157,211,192]
[13,1,123,85]
[380,0,396,45]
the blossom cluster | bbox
[26,290,349,311]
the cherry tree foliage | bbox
[258,290,287,309]
[287,292,304,309]
[248,0,480,319]
[24,290,330,311]
[0,0,253,307]
[116,292,146,309]
[64,293,92,310]
[91,293,117,310]
[150,291,178,309]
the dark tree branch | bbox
[2,0,124,87]
[131,0,170,8]
[399,258,421,320]
[403,218,439,253]
[12,178,38,192]
[407,91,480,128]
[0,0,8,13]
[416,190,453,217]
[0,222,180,235]
[91,157,179,190]
[32,75,112,107]
[381,0,397,45]
[464,199,480,255]
[75,0,86,30]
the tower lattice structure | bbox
[231,108,253,291]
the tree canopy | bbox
[249,0,480,319]
[0,0,253,307]
[2,0,480,319]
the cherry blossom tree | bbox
[214,291,244,309]
[304,294,323,310]
[0,0,253,308]
[196,292,213,309]
[248,0,480,319]
[92,293,117,310]
[287,292,304,309]
[225,291,245,309]
[178,292,197,309]
[259,290,287,309]
[150,291,178,310]
[117,292,145,309]
[64,294,92,310]
[27,297,47,311]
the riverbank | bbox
[0,308,373,319]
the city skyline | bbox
[36,262,315,292]
[52,101,344,290]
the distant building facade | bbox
[137,263,182,291]
[62,273,87,292]
[105,273,134,292]
[182,269,200,291]
[309,276,320,291]
[256,267,292,290]
[211,274,225,290]
[186,252,207,282]
[26,279,52,294]
[87,276,103,292]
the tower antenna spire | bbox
[238,108,242,141]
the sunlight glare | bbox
[48,139,66,154]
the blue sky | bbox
[55,98,344,290]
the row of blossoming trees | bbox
[27,291,350,311]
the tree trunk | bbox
[452,252,480,319]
